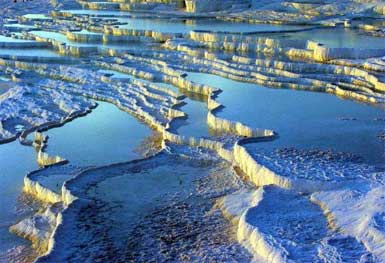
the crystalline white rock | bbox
[0,84,95,142]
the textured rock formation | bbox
[0,1,384,262]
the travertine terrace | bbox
[0,0,384,262]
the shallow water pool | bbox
[0,141,37,254]
[44,101,151,166]
[187,72,384,166]
[282,27,385,48]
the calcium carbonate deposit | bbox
[0,0,384,262]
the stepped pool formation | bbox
[0,0,384,262]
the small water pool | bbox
[43,101,151,166]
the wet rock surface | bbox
[39,151,252,262]
[0,0,384,262]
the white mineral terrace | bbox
[0,0,384,262]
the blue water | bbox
[116,17,307,34]
[0,101,151,255]
[1,10,384,261]
[44,101,151,166]
[187,72,384,165]
[0,141,37,253]
[282,27,385,48]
